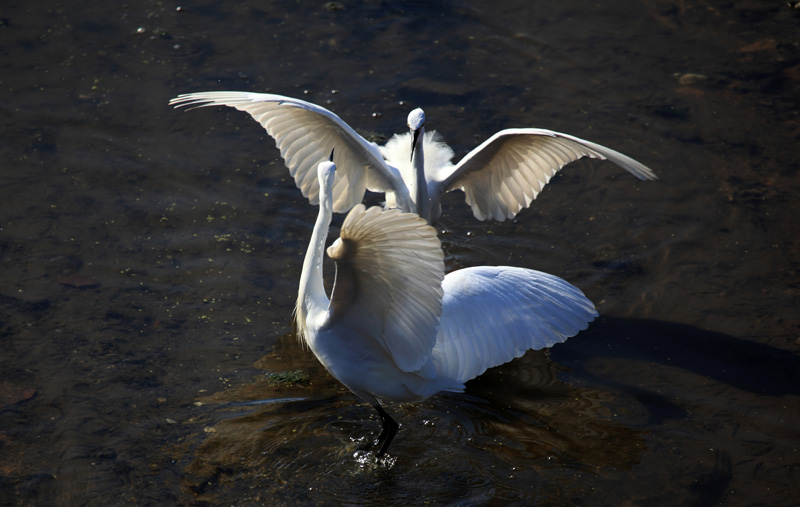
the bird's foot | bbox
[373,404,399,458]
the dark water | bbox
[2,0,799,505]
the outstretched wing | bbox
[170,92,399,213]
[326,205,444,372]
[433,266,598,384]
[440,128,657,221]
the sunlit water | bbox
[1,1,798,505]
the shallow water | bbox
[2,0,799,505]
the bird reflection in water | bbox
[179,332,644,504]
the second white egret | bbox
[170,92,657,224]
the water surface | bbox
[1,0,798,505]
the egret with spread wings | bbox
[297,155,598,457]
[170,92,657,224]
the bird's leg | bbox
[372,403,399,458]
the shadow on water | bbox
[556,316,800,398]
[174,315,798,505]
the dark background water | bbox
[2,0,798,505]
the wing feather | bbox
[325,205,445,372]
[170,92,399,213]
[432,266,598,384]
[440,128,657,221]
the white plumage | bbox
[296,157,598,457]
[170,92,657,224]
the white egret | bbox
[297,154,598,457]
[170,92,657,224]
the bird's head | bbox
[407,108,425,131]
[317,149,336,194]
[407,108,426,162]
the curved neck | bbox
[296,192,332,343]
[412,128,431,222]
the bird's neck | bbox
[296,194,332,344]
[413,130,431,222]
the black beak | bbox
[329,148,335,162]
[410,127,422,162]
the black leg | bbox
[373,403,399,458]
